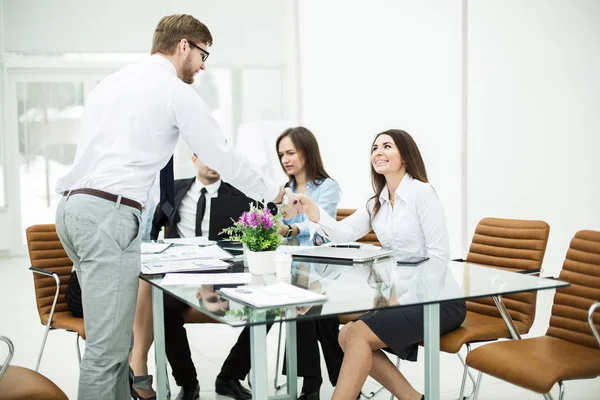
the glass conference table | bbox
[142,250,568,400]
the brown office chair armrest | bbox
[29,267,62,330]
[0,336,14,381]
[29,266,58,277]
[588,302,600,347]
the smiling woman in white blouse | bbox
[293,129,467,400]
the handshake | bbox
[276,187,306,220]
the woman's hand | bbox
[293,192,321,223]
[276,221,288,236]
[280,187,303,219]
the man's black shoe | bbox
[215,374,252,400]
[298,392,320,400]
[175,383,200,400]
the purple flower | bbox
[247,211,260,228]
[261,212,274,229]
[239,211,249,226]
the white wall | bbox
[299,0,464,256]
[468,0,600,277]
[2,0,289,67]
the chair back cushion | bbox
[465,218,550,330]
[336,208,381,246]
[547,230,600,349]
[25,224,73,323]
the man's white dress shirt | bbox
[176,179,221,238]
[311,174,450,263]
[56,55,279,205]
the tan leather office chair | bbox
[336,208,381,246]
[466,230,600,400]
[439,217,550,398]
[25,224,86,371]
[0,335,68,400]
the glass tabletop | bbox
[141,248,569,327]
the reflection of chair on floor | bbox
[466,230,600,400]
[25,224,86,371]
[0,335,68,400]
[273,209,383,398]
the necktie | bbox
[195,187,208,236]
[160,156,176,222]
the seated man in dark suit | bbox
[151,153,252,241]
[151,154,255,400]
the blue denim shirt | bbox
[284,177,340,239]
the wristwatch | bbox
[285,224,294,238]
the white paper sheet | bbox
[219,282,327,308]
[141,242,172,254]
[141,245,232,263]
[141,259,230,275]
[162,237,216,246]
[160,272,252,286]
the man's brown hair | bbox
[151,14,213,55]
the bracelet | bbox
[285,224,294,238]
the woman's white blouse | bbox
[311,174,450,263]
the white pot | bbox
[244,246,277,275]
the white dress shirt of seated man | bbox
[176,153,223,238]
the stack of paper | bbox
[141,259,230,274]
[141,242,173,254]
[141,245,232,263]
[140,245,233,275]
[219,282,327,308]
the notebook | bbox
[288,247,395,263]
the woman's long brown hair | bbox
[276,126,332,186]
[369,129,428,220]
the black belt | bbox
[63,188,142,211]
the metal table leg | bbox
[152,286,168,400]
[249,315,297,400]
[285,320,298,399]
[424,303,440,400]
[250,314,269,400]
[492,295,521,340]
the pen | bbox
[330,245,360,249]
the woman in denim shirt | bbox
[276,126,340,241]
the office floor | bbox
[1,256,598,400]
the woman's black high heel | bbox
[129,368,156,400]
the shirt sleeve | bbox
[309,203,373,243]
[416,185,450,263]
[171,85,280,203]
[295,179,340,237]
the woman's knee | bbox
[338,322,353,351]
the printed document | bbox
[219,282,327,308]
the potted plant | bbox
[221,204,282,275]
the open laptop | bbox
[208,196,257,241]
[288,247,396,263]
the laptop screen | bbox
[208,196,257,241]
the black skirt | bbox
[358,300,466,361]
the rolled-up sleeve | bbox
[172,85,280,202]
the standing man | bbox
[55,14,292,400]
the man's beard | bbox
[182,55,196,84]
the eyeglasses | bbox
[188,40,210,62]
